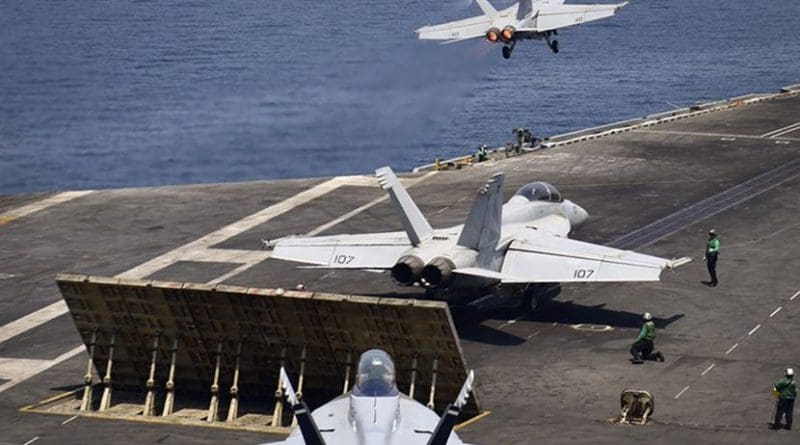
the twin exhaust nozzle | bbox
[391,255,455,289]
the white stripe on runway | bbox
[0,300,68,344]
[770,307,782,317]
[701,363,716,376]
[761,121,800,138]
[0,191,93,224]
[0,345,85,394]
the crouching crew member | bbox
[630,312,665,364]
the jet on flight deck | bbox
[416,0,629,59]
[269,167,678,313]
[262,349,478,445]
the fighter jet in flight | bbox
[416,0,629,59]
[262,349,477,445]
[269,167,678,313]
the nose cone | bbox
[567,201,589,227]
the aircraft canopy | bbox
[352,349,399,397]
[514,181,563,202]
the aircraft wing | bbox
[530,2,628,32]
[271,232,411,269]
[416,14,493,42]
[499,232,671,283]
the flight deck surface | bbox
[1,88,799,444]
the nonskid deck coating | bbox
[0,90,798,444]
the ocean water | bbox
[1,0,798,193]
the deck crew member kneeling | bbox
[630,312,665,364]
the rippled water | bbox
[1,0,798,193]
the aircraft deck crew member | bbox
[704,229,720,286]
[630,313,664,364]
[475,145,489,162]
[770,368,796,430]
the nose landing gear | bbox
[545,31,559,54]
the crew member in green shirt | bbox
[630,312,665,364]
[703,229,720,287]
[770,368,796,430]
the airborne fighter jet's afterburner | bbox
[416,0,629,59]
[269,167,679,313]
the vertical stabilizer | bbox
[475,0,499,19]
[457,173,504,267]
[376,167,434,246]
[517,0,538,20]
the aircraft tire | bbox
[502,46,512,59]
[551,40,559,54]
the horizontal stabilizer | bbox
[500,235,670,283]
[533,2,628,32]
[271,232,410,269]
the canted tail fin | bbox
[457,172,504,267]
[475,0,499,19]
[376,167,433,246]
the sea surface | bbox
[1,0,799,193]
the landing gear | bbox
[501,39,516,59]
[544,31,559,54]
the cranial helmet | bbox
[643,312,653,321]
[787,368,795,377]
[709,228,717,235]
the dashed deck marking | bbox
[675,385,690,399]
[526,331,541,339]
[748,324,761,336]
[22,437,39,445]
[61,415,78,425]
[770,307,783,317]
[0,191,93,227]
[701,363,716,376]
[725,343,739,355]
[791,290,800,301]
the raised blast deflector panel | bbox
[55,274,479,416]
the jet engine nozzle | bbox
[421,257,456,289]
[486,27,501,43]
[390,255,425,286]
[501,26,515,42]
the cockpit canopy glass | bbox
[352,349,399,397]
[514,182,563,202]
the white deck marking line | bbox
[23,437,40,445]
[117,176,369,280]
[762,121,800,138]
[790,290,800,301]
[725,343,739,355]
[675,385,690,399]
[748,324,761,336]
[0,191,93,225]
[701,363,716,376]
[61,415,78,425]
[0,300,68,345]
[639,129,800,141]
[526,331,541,339]
[770,307,783,317]
[771,126,800,138]
[0,345,84,394]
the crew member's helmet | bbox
[787,368,795,377]
[643,312,653,321]
[709,228,717,236]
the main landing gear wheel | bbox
[522,292,539,314]
[550,40,559,54]
[502,45,512,59]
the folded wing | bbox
[500,232,670,283]
[271,232,411,269]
